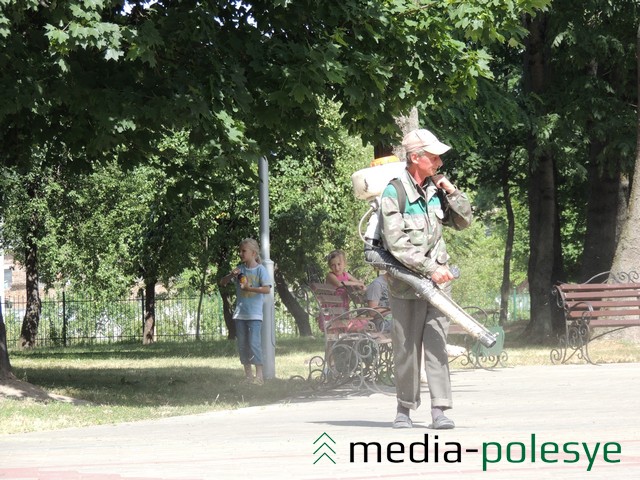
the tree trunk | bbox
[617,175,630,238]
[609,24,640,277]
[525,149,558,340]
[142,279,156,344]
[550,198,567,333]
[0,303,14,381]
[219,290,236,340]
[19,240,41,348]
[195,267,207,341]
[579,144,622,281]
[195,237,211,341]
[499,161,514,326]
[374,108,420,159]
[522,12,561,342]
[274,268,313,336]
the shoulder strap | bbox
[389,178,406,215]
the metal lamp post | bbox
[259,156,276,379]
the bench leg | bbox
[290,354,329,388]
[473,349,509,369]
[551,321,592,365]
[579,325,632,365]
[296,333,397,391]
[323,334,388,388]
[550,325,569,364]
[374,342,394,386]
[463,326,507,369]
[326,340,360,382]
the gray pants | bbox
[390,295,452,410]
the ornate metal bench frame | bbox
[294,283,394,390]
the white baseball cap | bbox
[402,129,451,155]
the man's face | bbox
[411,150,443,178]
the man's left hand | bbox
[431,266,454,284]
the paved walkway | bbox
[1,363,639,480]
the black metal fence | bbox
[3,292,307,347]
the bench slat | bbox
[566,300,640,309]
[567,309,640,319]
[565,317,640,326]
[561,290,640,300]
[311,283,387,338]
[321,306,347,315]
[557,283,640,292]
[316,295,344,305]
[448,325,466,334]
[311,285,339,292]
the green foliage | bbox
[423,0,638,290]
[0,0,250,173]
[1,154,61,299]
[0,0,553,175]
[54,163,156,295]
[1,0,562,339]
[446,208,513,310]
[269,100,374,286]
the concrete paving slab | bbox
[1,363,639,479]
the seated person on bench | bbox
[325,249,365,308]
[366,271,392,332]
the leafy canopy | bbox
[1,0,550,173]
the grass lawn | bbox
[1,336,325,434]
[1,322,638,435]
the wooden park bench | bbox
[296,280,506,389]
[305,282,394,388]
[551,271,640,364]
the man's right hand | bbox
[432,174,456,194]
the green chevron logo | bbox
[313,432,336,464]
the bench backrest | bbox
[309,283,384,334]
[554,282,640,324]
[310,283,347,320]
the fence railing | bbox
[2,292,305,348]
[2,288,528,348]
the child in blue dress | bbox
[219,238,272,385]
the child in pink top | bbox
[325,249,366,308]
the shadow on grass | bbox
[8,337,326,409]
[13,364,311,408]
[9,336,324,360]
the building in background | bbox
[3,252,28,305]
